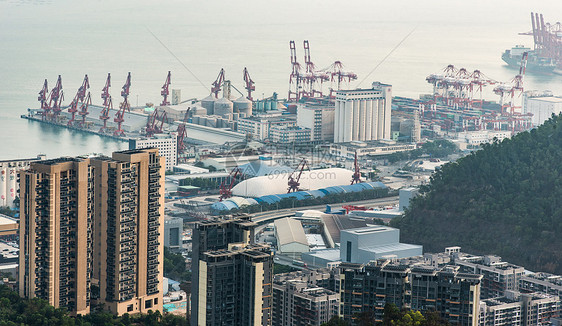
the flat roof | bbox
[345,225,397,235]
[529,96,562,103]
[0,214,17,226]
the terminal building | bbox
[334,82,392,143]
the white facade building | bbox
[0,155,46,208]
[129,133,177,170]
[334,82,392,143]
[523,94,562,127]
[297,102,335,141]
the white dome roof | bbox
[231,168,354,197]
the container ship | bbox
[501,45,556,73]
[502,12,562,75]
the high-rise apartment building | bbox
[18,148,165,316]
[339,260,482,326]
[91,149,165,315]
[272,272,339,326]
[19,157,94,315]
[333,82,392,143]
[191,215,274,326]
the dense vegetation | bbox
[393,114,562,274]
[321,303,449,325]
[385,139,458,163]
[163,247,190,282]
[0,285,187,326]
[215,187,392,215]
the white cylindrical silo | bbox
[334,101,340,142]
[201,94,217,115]
[233,96,252,117]
[214,97,233,118]
[365,100,373,140]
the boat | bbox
[501,45,556,73]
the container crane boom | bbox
[161,71,171,106]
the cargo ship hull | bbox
[502,48,556,73]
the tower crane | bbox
[287,159,310,193]
[161,71,171,106]
[114,72,131,136]
[219,167,242,201]
[243,67,255,101]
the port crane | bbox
[219,167,242,201]
[68,75,90,126]
[288,40,303,102]
[351,151,361,185]
[211,69,225,98]
[161,71,171,106]
[287,159,310,193]
[99,73,111,132]
[114,72,131,136]
[243,67,255,101]
[302,40,329,98]
[38,79,49,120]
[145,108,167,137]
[176,107,191,159]
[321,61,357,97]
[78,92,92,127]
[494,52,528,114]
[48,75,64,122]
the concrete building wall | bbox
[129,134,176,171]
[523,95,562,127]
[334,82,392,143]
[164,216,183,249]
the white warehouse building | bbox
[334,82,392,143]
[523,94,562,127]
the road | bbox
[251,195,399,224]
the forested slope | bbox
[392,114,562,274]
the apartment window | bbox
[346,241,352,262]
[127,304,133,312]
[145,299,153,309]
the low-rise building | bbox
[296,101,335,141]
[269,125,311,144]
[164,216,183,251]
[237,114,297,141]
[329,140,416,159]
[274,218,309,258]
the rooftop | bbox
[275,218,308,246]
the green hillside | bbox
[392,114,562,274]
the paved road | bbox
[251,195,399,224]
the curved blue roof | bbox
[213,181,388,212]
[211,201,239,211]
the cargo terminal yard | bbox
[21,35,562,216]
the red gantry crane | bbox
[288,40,303,102]
[67,75,90,126]
[351,151,361,185]
[302,40,329,98]
[243,67,255,101]
[38,79,49,120]
[287,159,310,193]
[78,92,92,127]
[219,167,242,201]
[176,107,191,159]
[322,61,357,98]
[494,52,528,114]
[48,75,64,122]
[161,71,171,106]
[211,69,225,98]
[114,72,131,136]
[99,73,111,132]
